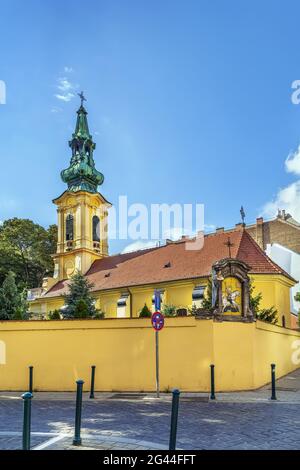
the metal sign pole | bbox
[154,289,162,399]
[156,330,160,398]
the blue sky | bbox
[1,0,300,254]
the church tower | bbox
[52,94,111,281]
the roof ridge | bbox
[234,229,245,256]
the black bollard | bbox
[22,392,33,450]
[89,365,96,399]
[210,364,216,400]
[169,388,180,450]
[271,363,277,400]
[73,379,84,446]
[28,366,33,394]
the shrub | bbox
[48,309,61,320]
[139,303,152,318]
[201,278,212,309]
[162,304,177,317]
[256,306,278,324]
[93,310,105,319]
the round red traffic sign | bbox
[151,311,164,331]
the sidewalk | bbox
[1,368,300,403]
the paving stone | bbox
[1,369,300,449]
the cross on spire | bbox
[224,237,234,258]
[240,206,246,225]
[78,91,86,106]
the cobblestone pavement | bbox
[1,369,300,450]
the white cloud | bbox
[55,92,75,102]
[263,181,300,220]
[285,145,300,175]
[57,78,73,92]
[54,77,77,102]
[204,224,216,232]
[262,145,300,221]
[163,227,185,240]
[64,66,74,73]
[122,240,159,253]
[51,106,62,113]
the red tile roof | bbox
[44,229,295,298]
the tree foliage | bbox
[161,304,177,317]
[63,272,96,318]
[202,277,213,309]
[139,303,152,318]
[0,271,28,320]
[250,282,278,324]
[295,292,300,326]
[0,218,57,288]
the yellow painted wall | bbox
[253,321,300,388]
[0,317,299,392]
[131,287,154,317]
[165,283,193,308]
[250,274,293,327]
[99,291,121,318]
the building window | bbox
[192,286,205,308]
[66,214,74,241]
[93,215,100,242]
[117,293,129,318]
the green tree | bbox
[162,304,177,317]
[63,272,96,318]
[295,292,300,326]
[0,271,28,320]
[48,309,61,320]
[202,278,212,309]
[0,218,57,288]
[250,282,278,324]
[139,303,152,318]
[74,299,89,318]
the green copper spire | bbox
[61,92,104,193]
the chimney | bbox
[255,217,264,249]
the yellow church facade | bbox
[1,98,299,393]
[28,100,296,329]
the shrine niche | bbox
[222,277,242,314]
[212,258,254,322]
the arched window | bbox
[66,214,74,241]
[93,215,100,242]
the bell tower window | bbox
[93,215,100,242]
[66,214,74,241]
